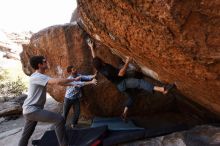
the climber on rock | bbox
[87,39,176,122]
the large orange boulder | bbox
[20,0,220,120]
[77,0,220,115]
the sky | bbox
[0,0,77,33]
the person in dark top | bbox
[88,39,175,122]
[93,57,125,84]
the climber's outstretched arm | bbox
[87,39,96,58]
[118,57,132,77]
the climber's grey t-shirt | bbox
[22,72,51,114]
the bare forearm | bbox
[48,78,78,86]
[84,79,97,86]
[118,62,129,76]
[84,81,94,86]
[90,46,96,58]
[88,40,96,58]
[118,57,132,76]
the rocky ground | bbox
[1,107,220,146]
[0,95,63,146]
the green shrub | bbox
[0,68,27,99]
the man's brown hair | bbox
[66,65,74,73]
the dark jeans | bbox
[18,110,67,146]
[62,98,80,126]
[117,78,154,107]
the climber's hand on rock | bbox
[87,39,93,48]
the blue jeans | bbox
[117,78,154,107]
[62,98,80,126]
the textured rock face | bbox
[77,0,220,115]
[21,24,90,101]
[122,125,220,146]
[0,30,31,60]
[0,102,22,117]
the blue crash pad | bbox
[91,117,144,131]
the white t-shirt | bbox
[22,72,51,114]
